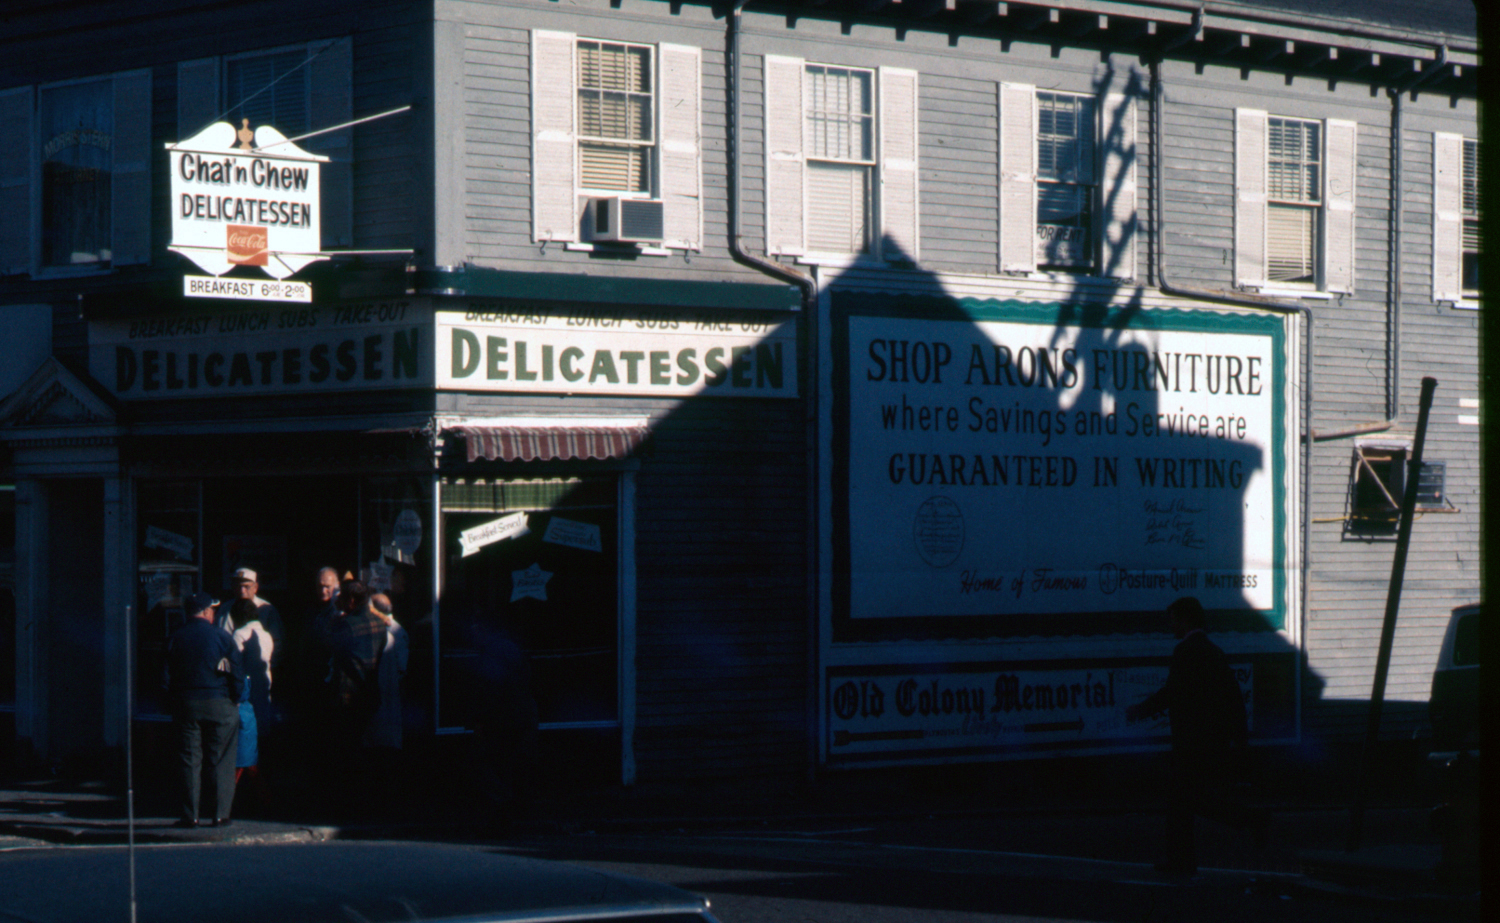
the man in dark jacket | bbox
[1126,596,1265,875]
[164,592,243,828]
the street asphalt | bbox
[0,747,1480,918]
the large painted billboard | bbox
[824,292,1298,763]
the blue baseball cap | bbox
[183,592,218,615]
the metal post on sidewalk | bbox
[1346,376,1437,852]
[125,604,138,923]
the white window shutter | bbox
[658,43,702,251]
[532,30,578,243]
[879,67,919,262]
[112,69,152,266]
[1432,132,1464,303]
[1321,118,1357,293]
[0,86,33,276]
[308,38,354,248]
[999,82,1037,274]
[1100,92,1137,280]
[1235,108,1269,288]
[764,55,805,256]
[177,58,220,138]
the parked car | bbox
[1427,602,1480,884]
[1428,602,1480,759]
[0,841,720,923]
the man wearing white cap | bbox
[227,568,285,665]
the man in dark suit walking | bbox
[165,592,243,829]
[1126,596,1266,876]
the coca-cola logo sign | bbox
[227,224,269,266]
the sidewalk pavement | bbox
[0,761,1479,917]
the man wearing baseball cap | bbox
[164,591,243,829]
[227,568,284,662]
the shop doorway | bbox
[438,476,620,783]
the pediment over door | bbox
[0,358,119,432]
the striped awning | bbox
[453,424,649,463]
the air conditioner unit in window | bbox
[592,196,665,244]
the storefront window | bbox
[438,476,618,733]
[135,480,203,717]
[361,477,434,736]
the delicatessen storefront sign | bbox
[90,302,799,400]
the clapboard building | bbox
[0,1,1481,784]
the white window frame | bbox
[1235,109,1356,296]
[530,31,701,251]
[575,40,657,197]
[764,56,918,264]
[1433,132,1479,308]
[999,83,1136,280]
[804,65,877,257]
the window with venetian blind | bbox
[763,56,918,262]
[1462,139,1479,295]
[224,49,311,138]
[577,41,654,194]
[805,65,875,255]
[1266,117,1320,285]
[530,31,701,249]
[1432,132,1480,304]
[1235,109,1355,294]
[1036,92,1096,270]
[997,84,1136,279]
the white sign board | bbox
[834,296,1291,627]
[826,661,1253,761]
[460,512,530,558]
[166,122,327,280]
[183,275,312,302]
[89,301,431,400]
[437,307,798,398]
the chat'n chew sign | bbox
[167,120,327,287]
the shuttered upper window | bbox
[805,66,874,254]
[763,57,918,262]
[530,31,701,249]
[39,80,113,268]
[1235,109,1355,294]
[998,84,1136,279]
[577,41,654,194]
[0,69,152,276]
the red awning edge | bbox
[453,424,650,463]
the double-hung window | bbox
[531,31,701,249]
[764,57,918,262]
[804,66,875,255]
[998,84,1137,279]
[1035,92,1097,270]
[1266,117,1320,284]
[577,41,654,195]
[0,71,151,276]
[1235,109,1356,294]
[176,39,353,248]
[1432,132,1479,304]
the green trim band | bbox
[413,266,800,311]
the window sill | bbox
[34,264,115,280]
[565,242,673,257]
[795,254,889,269]
[1448,298,1479,311]
[1249,286,1334,301]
